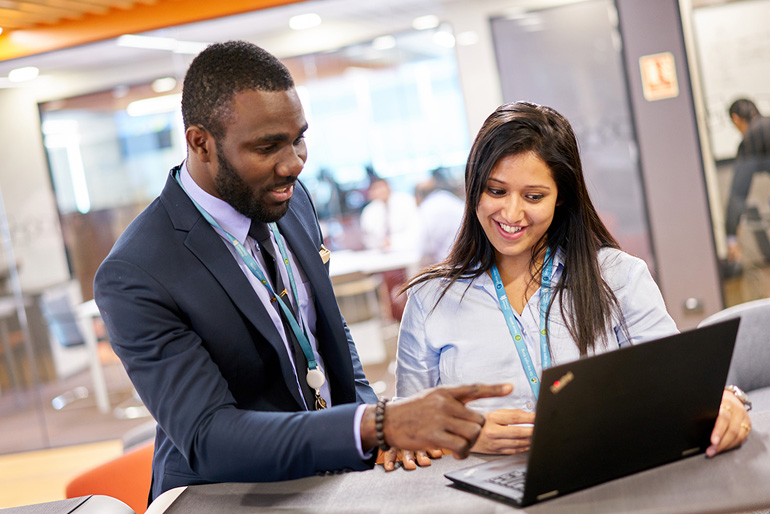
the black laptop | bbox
[445,318,740,507]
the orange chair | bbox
[65,440,154,514]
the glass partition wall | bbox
[688,0,770,307]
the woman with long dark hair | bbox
[387,102,751,469]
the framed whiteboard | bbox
[692,0,770,160]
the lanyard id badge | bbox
[490,247,554,400]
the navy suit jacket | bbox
[94,167,378,501]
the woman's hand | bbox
[706,389,751,457]
[380,447,445,471]
[470,409,536,454]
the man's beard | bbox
[214,151,293,223]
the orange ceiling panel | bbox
[0,0,305,61]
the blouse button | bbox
[526,400,535,410]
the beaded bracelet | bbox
[375,398,390,451]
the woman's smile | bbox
[496,221,526,237]
[476,151,559,273]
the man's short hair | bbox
[729,98,760,122]
[181,40,294,139]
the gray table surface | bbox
[151,410,770,514]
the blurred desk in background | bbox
[328,249,419,365]
[330,249,420,323]
[328,249,420,278]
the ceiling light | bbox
[289,13,321,30]
[456,31,479,46]
[372,35,396,50]
[117,35,209,54]
[42,119,79,135]
[412,15,440,30]
[152,77,177,93]
[0,28,4,36]
[504,7,528,20]
[516,14,544,27]
[174,41,209,55]
[433,31,455,48]
[8,66,39,82]
[127,94,181,117]
[118,35,176,51]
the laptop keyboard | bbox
[486,469,527,492]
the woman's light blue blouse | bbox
[395,248,678,414]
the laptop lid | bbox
[446,318,740,507]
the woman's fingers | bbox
[707,391,751,457]
[382,447,399,471]
[380,448,444,470]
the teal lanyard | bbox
[173,171,319,371]
[490,248,553,400]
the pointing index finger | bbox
[451,383,513,404]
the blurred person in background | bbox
[359,177,420,252]
[414,175,465,267]
[723,98,770,276]
[359,177,421,321]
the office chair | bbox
[698,298,770,411]
[39,282,93,410]
[42,282,150,418]
[39,283,86,349]
[331,271,387,365]
[65,439,154,514]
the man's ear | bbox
[186,125,214,163]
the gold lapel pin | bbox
[319,244,331,264]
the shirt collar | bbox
[180,160,251,244]
[549,247,566,283]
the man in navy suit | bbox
[94,40,509,503]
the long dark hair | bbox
[405,101,622,354]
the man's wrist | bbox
[360,404,378,451]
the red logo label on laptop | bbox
[549,371,574,394]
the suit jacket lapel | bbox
[161,171,307,409]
